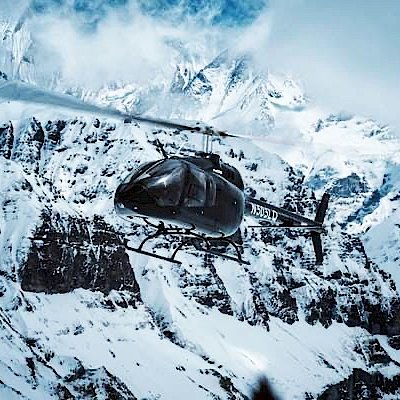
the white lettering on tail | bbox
[250,203,279,222]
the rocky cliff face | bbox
[1,35,400,399]
[22,212,140,296]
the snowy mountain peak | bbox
[1,12,400,400]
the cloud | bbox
[2,0,399,132]
[18,0,267,90]
[244,0,400,130]
[22,2,230,89]
[1,0,30,23]
[31,13,172,87]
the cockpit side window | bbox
[183,166,216,207]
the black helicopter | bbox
[0,81,329,265]
[114,149,329,265]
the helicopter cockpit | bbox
[115,160,184,212]
[114,159,217,218]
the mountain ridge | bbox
[1,19,400,399]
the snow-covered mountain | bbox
[1,12,400,400]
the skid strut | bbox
[124,223,249,265]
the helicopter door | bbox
[183,166,217,208]
[183,167,207,207]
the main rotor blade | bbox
[0,80,131,120]
[3,80,396,155]
[131,114,235,137]
[0,80,235,137]
[0,80,298,142]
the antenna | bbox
[154,139,168,159]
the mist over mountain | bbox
[3,0,399,128]
[1,2,400,399]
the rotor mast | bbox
[202,130,214,153]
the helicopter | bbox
[0,80,329,265]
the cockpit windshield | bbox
[138,160,186,207]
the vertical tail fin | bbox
[312,193,330,265]
[311,232,324,265]
[315,192,330,224]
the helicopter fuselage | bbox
[114,157,245,237]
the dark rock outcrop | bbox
[0,122,14,159]
[64,363,138,400]
[21,212,141,299]
[178,254,234,317]
[45,119,66,146]
[12,118,45,173]
[388,336,400,350]
[318,368,400,400]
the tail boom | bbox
[245,193,330,264]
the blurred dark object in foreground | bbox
[252,377,280,400]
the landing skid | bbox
[124,223,249,265]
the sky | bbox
[259,0,400,130]
[1,0,399,130]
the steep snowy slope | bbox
[1,18,400,400]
